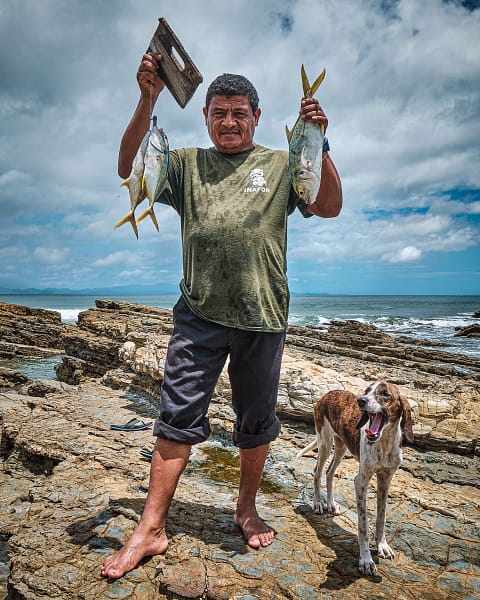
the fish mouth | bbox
[364,412,386,442]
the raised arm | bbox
[118,53,165,179]
[299,97,343,218]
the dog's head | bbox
[356,381,414,444]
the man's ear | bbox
[254,108,261,126]
[203,106,208,124]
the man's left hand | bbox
[300,98,328,132]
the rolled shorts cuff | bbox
[232,415,281,449]
[153,417,211,446]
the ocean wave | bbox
[379,316,475,332]
[60,309,82,324]
[289,314,330,328]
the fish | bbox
[114,130,150,238]
[285,65,326,205]
[136,116,169,231]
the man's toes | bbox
[262,530,274,546]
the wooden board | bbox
[147,18,203,108]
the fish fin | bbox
[301,64,310,96]
[309,68,326,97]
[120,180,129,188]
[285,125,292,142]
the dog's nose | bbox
[357,396,368,409]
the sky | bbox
[0,0,479,295]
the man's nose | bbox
[222,111,236,126]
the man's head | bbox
[203,73,261,154]
[205,73,259,113]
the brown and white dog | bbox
[297,381,414,576]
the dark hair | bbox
[205,73,259,112]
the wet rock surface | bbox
[1,300,479,599]
[455,323,480,338]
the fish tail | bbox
[301,64,326,97]
[301,64,310,96]
[114,212,132,229]
[135,207,150,224]
[130,216,139,238]
[114,212,139,239]
[149,206,159,231]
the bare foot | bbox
[234,511,275,548]
[101,525,168,579]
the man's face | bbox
[203,95,261,154]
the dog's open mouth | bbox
[365,412,385,441]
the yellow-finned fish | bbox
[285,65,326,205]
[136,116,169,231]
[114,131,149,238]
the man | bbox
[102,53,342,580]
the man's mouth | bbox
[365,412,385,441]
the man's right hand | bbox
[137,53,165,102]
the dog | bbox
[297,381,414,576]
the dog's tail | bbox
[295,438,318,459]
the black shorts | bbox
[153,296,285,449]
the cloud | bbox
[92,251,134,268]
[33,246,70,265]
[0,0,478,293]
[385,245,422,263]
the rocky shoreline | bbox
[1,300,479,599]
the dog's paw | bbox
[313,495,324,514]
[327,501,341,515]
[359,556,377,576]
[377,541,395,560]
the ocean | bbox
[1,293,479,360]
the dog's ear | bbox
[356,412,369,429]
[400,396,414,444]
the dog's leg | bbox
[375,469,396,560]
[313,423,334,514]
[355,468,377,576]
[325,435,346,515]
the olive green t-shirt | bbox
[157,144,311,332]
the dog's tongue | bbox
[366,413,383,439]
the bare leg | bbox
[101,437,191,579]
[234,443,274,548]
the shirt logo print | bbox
[244,168,270,193]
